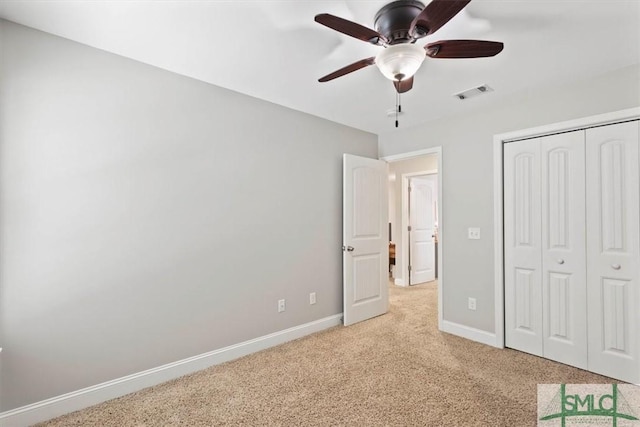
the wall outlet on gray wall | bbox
[468,228,481,239]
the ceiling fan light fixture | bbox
[375,43,425,81]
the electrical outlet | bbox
[278,299,286,313]
[309,292,316,305]
[468,227,481,240]
[468,297,477,311]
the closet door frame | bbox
[492,107,640,350]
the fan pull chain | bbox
[395,92,399,128]
[394,91,402,128]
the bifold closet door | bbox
[586,120,640,383]
[504,139,543,356]
[505,132,588,367]
[540,131,587,370]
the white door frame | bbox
[381,147,443,330]
[493,107,640,349]
[402,171,437,287]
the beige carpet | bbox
[37,281,613,426]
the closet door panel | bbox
[504,139,543,356]
[586,120,640,383]
[540,131,587,369]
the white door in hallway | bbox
[409,175,437,285]
[586,121,640,383]
[343,154,389,326]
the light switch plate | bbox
[468,227,481,240]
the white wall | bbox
[388,155,437,283]
[0,20,377,412]
[379,63,640,333]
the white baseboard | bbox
[440,320,499,348]
[0,314,342,427]
[394,278,406,287]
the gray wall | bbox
[379,63,640,333]
[0,20,377,411]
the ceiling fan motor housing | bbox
[374,0,426,45]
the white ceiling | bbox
[1,0,639,134]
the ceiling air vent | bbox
[454,84,494,100]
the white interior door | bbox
[586,121,640,383]
[409,176,436,285]
[504,138,543,356]
[540,131,587,369]
[343,154,389,326]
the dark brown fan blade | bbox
[315,14,387,45]
[425,40,504,58]
[318,57,376,82]
[410,0,471,37]
[393,77,414,93]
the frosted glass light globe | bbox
[375,44,426,81]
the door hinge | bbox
[408,225,412,231]
[408,186,412,192]
[408,265,412,272]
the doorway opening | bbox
[381,147,443,328]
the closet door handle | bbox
[557,259,565,265]
[612,264,621,270]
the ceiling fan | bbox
[315,0,504,94]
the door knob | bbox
[612,264,621,270]
[557,259,565,265]
[342,246,355,252]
